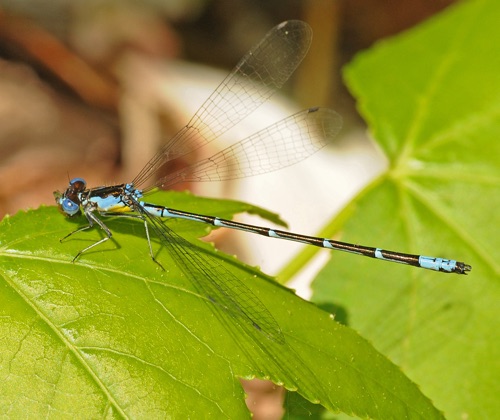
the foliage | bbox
[0,0,498,418]
[307,0,500,418]
[0,192,440,418]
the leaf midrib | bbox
[1,266,127,418]
[396,2,481,168]
[1,250,239,417]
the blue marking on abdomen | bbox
[419,256,456,272]
[375,248,409,264]
[268,229,279,238]
[323,239,333,249]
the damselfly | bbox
[55,20,471,342]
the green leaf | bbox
[0,191,441,418]
[310,0,500,418]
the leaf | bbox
[0,191,442,418]
[310,0,500,418]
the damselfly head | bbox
[53,190,81,217]
[67,178,87,193]
[53,177,87,217]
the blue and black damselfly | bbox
[55,20,471,342]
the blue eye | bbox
[61,198,80,216]
[69,177,87,191]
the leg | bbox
[70,210,114,262]
[98,212,165,270]
[60,208,114,262]
[60,224,94,242]
[140,216,165,270]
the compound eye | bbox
[60,198,81,216]
[69,177,87,192]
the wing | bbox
[150,107,342,189]
[133,20,312,188]
[132,197,284,344]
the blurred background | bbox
[0,0,457,417]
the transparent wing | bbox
[133,20,312,188]
[131,197,284,344]
[148,108,342,189]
